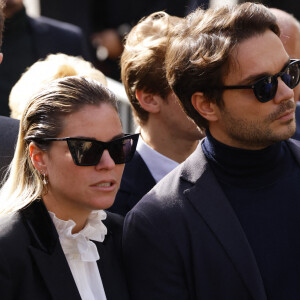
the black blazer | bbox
[28,15,90,60]
[0,200,129,300]
[108,151,156,216]
[0,12,90,117]
[123,139,300,300]
[0,116,19,181]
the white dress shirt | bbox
[136,136,179,183]
[49,210,108,300]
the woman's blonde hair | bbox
[0,76,118,215]
[9,53,107,119]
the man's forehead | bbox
[225,30,289,84]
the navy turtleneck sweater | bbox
[202,130,300,300]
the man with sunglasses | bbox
[123,3,300,299]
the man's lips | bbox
[275,109,295,121]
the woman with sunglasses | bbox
[0,76,138,300]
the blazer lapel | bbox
[181,145,267,300]
[121,152,156,201]
[114,151,156,212]
[22,200,81,300]
[28,246,81,300]
[287,138,300,164]
[95,214,130,300]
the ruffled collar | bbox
[49,210,107,262]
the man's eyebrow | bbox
[238,59,291,85]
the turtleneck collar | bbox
[202,129,287,187]
[4,6,28,36]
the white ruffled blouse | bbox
[49,210,108,300]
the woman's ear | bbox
[191,92,219,122]
[29,142,48,175]
[135,90,161,113]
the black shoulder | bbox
[29,16,83,36]
[0,211,30,252]
[103,211,124,235]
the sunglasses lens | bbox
[67,135,138,166]
[282,62,300,89]
[108,137,137,164]
[68,140,103,166]
[254,77,277,103]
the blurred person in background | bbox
[257,0,300,22]
[0,0,89,116]
[9,53,107,119]
[270,8,300,140]
[0,0,20,183]
[40,0,209,81]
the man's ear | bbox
[29,142,48,175]
[191,92,219,122]
[135,90,161,113]
[0,53,3,65]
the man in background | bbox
[270,8,300,140]
[108,12,203,216]
[270,8,300,101]
[0,0,89,116]
[0,0,19,182]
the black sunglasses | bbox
[221,59,300,103]
[35,133,139,166]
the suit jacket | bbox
[108,151,156,216]
[0,200,129,300]
[0,116,19,181]
[28,15,90,61]
[123,139,300,300]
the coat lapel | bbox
[180,145,267,300]
[21,200,81,300]
[121,151,156,205]
[287,138,300,164]
[95,213,130,300]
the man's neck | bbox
[140,123,199,163]
[209,125,272,151]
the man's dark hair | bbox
[166,2,280,130]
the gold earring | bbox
[43,173,48,185]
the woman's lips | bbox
[91,180,117,191]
